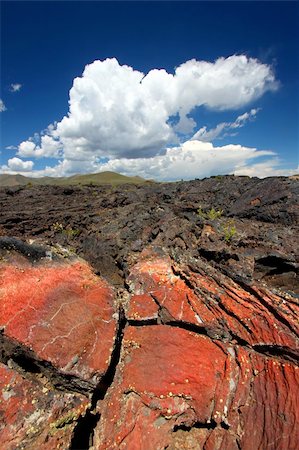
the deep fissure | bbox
[173,419,217,432]
[127,313,298,365]
[252,344,299,364]
[92,306,126,404]
[68,412,100,450]
[173,419,229,432]
[69,306,127,449]
[0,333,94,394]
[254,256,298,276]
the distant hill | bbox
[0,171,151,187]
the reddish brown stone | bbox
[93,249,299,450]
[1,243,298,449]
[94,326,226,449]
[94,326,299,450]
[127,293,158,321]
[0,362,89,450]
[126,252,206,325]
[250,197,261,206]
[127,250,299,351]
[0,254,117,388]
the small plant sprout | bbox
[207,208,223,220]
[197,207,223,220]
[51,222,80,238]
[52,222,64,232]
[222,220,237,243]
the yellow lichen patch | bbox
[49,404,89,435]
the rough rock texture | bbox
[0,362,89,450]
[0,176,298,293]
[0,244,117,391]
[95,248,298,450]
[95,328,298,450]
[126,250,298,353]
[0,176,298,449]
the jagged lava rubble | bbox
[0,175,298,449]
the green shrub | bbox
[222,220,237,243]
[52,222,64,232]
[207,207,223,220]
[197,207,223,220]
[197,207,237,243]
[51,222,80,238]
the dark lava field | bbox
[0,175,298,294]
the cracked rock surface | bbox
[0,175,298,449]
[0,362,89,450]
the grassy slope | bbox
[0,171,150,187]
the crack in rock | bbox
[0,332,95,394]
[69,306,127,449]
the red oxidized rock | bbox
[126,251,205,325]
[94,325,227,449]
[1,242,298,449]
[127,249,299,351]
[0,250,117,389]
[94,248,299,450]
[0,362,89,450]
[94,326,299,450]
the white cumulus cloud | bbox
[2,157,34,172]
[11,56,290,180]
[18,56,277,162]
[2,141,297,181]
[234,160,299,178]
[0,99,7,112]
[18,135,63,159]
[90,140,275,181]
[10,83,22,92]
[192,108,261,142]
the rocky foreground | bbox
[0,175,298,449]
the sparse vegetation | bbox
[52,222,64,232]
[197,207,237,243]
[208,208,223,220]
[197,207,223,220]
[51,222,80,238]
[222,220,237,243]
[49,408,82,435]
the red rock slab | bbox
[127,293,158,321]
[184,266,299,349]
[94,326,299,450]
[0,256,117,387]
[127,255,208,325]
[94,325,227,449]
[237,354,299,450]
[0,362,89,450]
[127,250,299,351]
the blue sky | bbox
[1,1,298,180]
